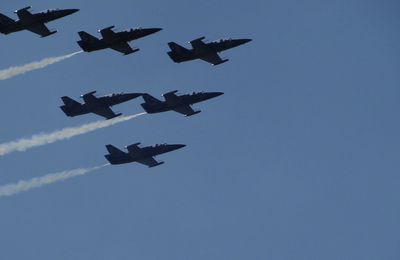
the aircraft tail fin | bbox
[142,93,162,104]
[168,42,190,54]
[0,13,15,34]
[105,144,125,155]
[140,94,162,114]
[61,96,81,107]
[78,31,99,42]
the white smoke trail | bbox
[0,164,109,198]
[0,112,146,156]
[0,51,82,80]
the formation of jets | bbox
[2,6,252,168]
[59,90,224,119]
[0,6,251,64]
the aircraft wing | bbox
[16,8,34,20]
[82,92,98,104]
[100,27,116,40]
[136,157,161,167]
[110,42,136,55]
[106,144,126,156]
[199,52,225,65]
[26,23,53,37]
[126,143,142,154]
[163,92,180,104]
[189,37,208,50]
[172,105,196,116]
[92,107,120,119]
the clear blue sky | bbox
[0,0,399,259]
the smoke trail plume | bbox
[0,51,82,80]
[0,164,108,198]
[0,112,146,156]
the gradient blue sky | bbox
[0,0,399,259]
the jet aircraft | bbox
[104,142,186,167]
[141,90,224,116]
[77,26,162,55]
[0,6,79,37]
[167,36,252,65]
[60,91,142,119]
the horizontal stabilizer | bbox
[59,106,74,117]
[0,14,16,33]
[0,13,15,25]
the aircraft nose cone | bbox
[172,144,186,150]
[125,93,143,100]
[143,28,162,35]
[237,38,252,45]
[210,92,224,98]
[65,9,80,15]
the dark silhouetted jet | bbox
[167,36,252,65]
[141,90,223,117]
[60,91,142,120]
[0,6,79,37]
[104,142,186,167]
[77,26,162,55]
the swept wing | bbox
[163,91,196,115]
[126,143,163,167]
[92,107,121,119]
[99,26,116,40]
[199,53,226,65]
[136,157,161,167]
[16,8,33,20]
[110,42,137,55]
[27,23,53,37]
[172,105,196,116]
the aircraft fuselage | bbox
[78,28,162,52]
[141,92,223,114]
[105,144,185,165]
[2,9,78,34]
[168,38,252,62]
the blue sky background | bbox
[0,0,399,259]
